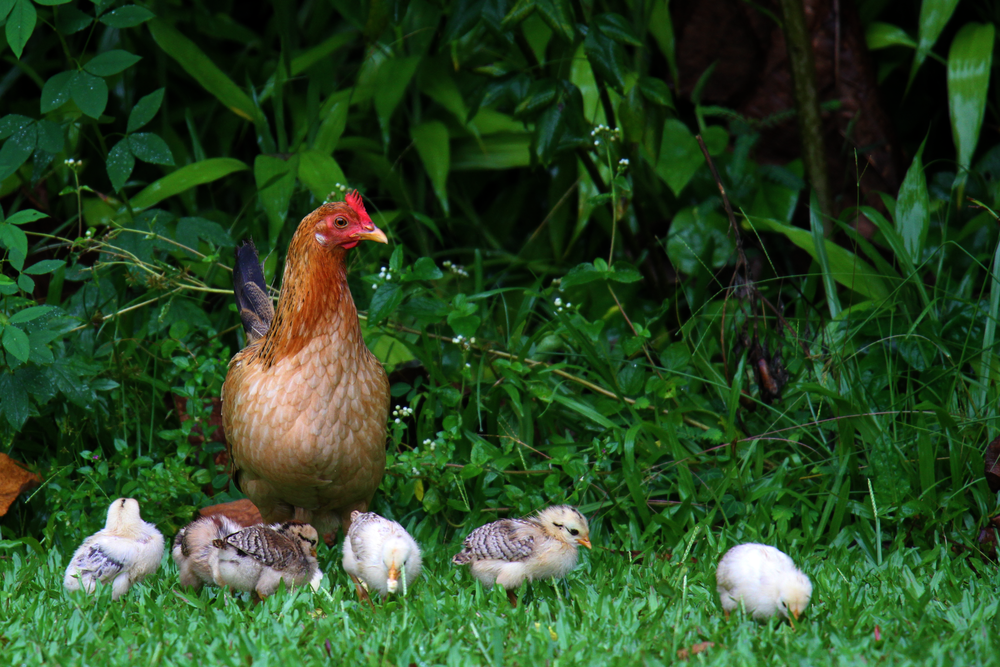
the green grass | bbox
[3,531,999,666]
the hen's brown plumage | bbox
[222,192,390,542]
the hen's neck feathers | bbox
[254,229,358,366]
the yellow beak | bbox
[577,537,592,550]
[353,226,388,244]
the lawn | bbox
[3,526,999,666]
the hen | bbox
[222,191,390,543]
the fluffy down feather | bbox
[342,511,422,596]
[211,521,322,597]
[64,498,164,600]
[172,515,243,590]
[716,543,812,622]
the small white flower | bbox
[394,418,401,424]
[423,439,432,446]
[594,140,600,147]
[619,158,629,166]
[554,297,562,307]
[469,337,476,344]
[429,443,436,451]
[465,363,471,368]
[372,284,377,289]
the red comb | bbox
[345,190,370,221]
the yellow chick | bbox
[64,498,164,600]
[716,543,812,626]
[171,515,243,590]
[452,505,591,605]
[211,521,322,598]
[342,510,422,600]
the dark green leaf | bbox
[106,139,135,192]
[409,257,444,281]
[0,114,33,140]
[83,50,142,77]
[55,4,92,34]
[617,361,644,394]
[34,0,72,5]
[609,263,642,283]
[410,122,450,214]
[638,76,673,107]
[948,22,994,173]
[866,21,917,50]
[99,5,155,27]
[513,80,559,117]
[35,121,63,154]
[0,0,13,21]
[254,154,298,240]
[0,122,36,182]
[535,0,575,42]
[17,274,34,292]
[128,132,174,165]
[896,138,929,265]
[442,0,487,42]
[561,262,604,288]
[69,71,109,119]
[654,119,703,196]
[534,102,564,165]
[0,371,30,429]
[41,71,74,113]
[22,260,65,276]
[0,223,28,269]
[665,207,733,274]
[131,157,248,210]
[128,88,165,133]
[447,312,481,338]
[500,0,536,29]
[2,325,29,363]
[176,217,236,251]
[9,305,55,323]
[908,0,960,84]
[584,28,626,91]
[6,0,36,60]
[595,12,642,46]
[297,149,347,201]
[368,282,404,325]
[5,209,46,225]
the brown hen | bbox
[222,191,390,543]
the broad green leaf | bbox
[896,138,929,264]
[6,0,35,60]
[535,0,575,42]
[447,311,480,338]
[55,4,91,34]
[750,216,891,302]
[647,0,678,87]
[0,223,28,268]
[501,0,535,29]
[131,157,248,210]
[0,114,33,139]
[0,0,13,21]
[69,71,109,119]
[83,50,142,77]
[0,122,36,182]
[809,190,841,319]
[368,282,404,325]
[638,77,673,107]
[148,19,259,123]
[666,207,733,274]
[34,0,72,5]
[451,134,531,170]
[17,273,33,291]
[9,305,55,322]
[409,257,443,282]
[2,324,29,363]
[99,5,154,28]
[654,119,703,196]
[948,22,994,174]
[6,209,46,225]
[595,12,641,46]
[254,154,298,240]
[41,71,75,113]
[411,122,450,214]
[35,120,63,154]
[860,205,932,312]
[290,34,353,75]
[128,133,174,165]
[297,149,347,201]
[128,88,165,133]
[373,57,420,142]
[866,22,917,50]
[22,260,65,276]
[106,139,135,192]
[313,100,348,155]
[909,0,960,86]
[584,26,626,90]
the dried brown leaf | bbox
[0,453,41,517]
[677,642,714,660]
[197,498,262,527]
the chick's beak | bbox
[386,565,399,594]
[577,537,592,550]
[352,224,388,244]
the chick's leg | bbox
[506,590,519,608]
[350,574,375,609]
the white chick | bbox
[342,510,422,600]
[211,521,322,598]
[716,543,812,626]
[64,498,165,600]
[172,514,243,590]
[452,505,591,605]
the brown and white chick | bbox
[171,515,243,590]
[64,498,164,600]
[211,521,322,598]
[716,543,812,627]
[342,511,422,600]
[452,505,591,605]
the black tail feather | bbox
[233,240,274,344]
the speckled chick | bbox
[172,515,243,590]
[452,505,592,591]
[64,498,164,600]
[716,543,812,625]
[211,521,322,597]
[343,511,422,597]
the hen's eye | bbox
[569,528,579,536]
[552,522,563,528]
[334,217,348,228]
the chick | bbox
[342,511,422,601]
[716,543,812,627]
[211,521,322,598]
[64,498,164,600]
[172,514,243,590]
[452,505,591,605]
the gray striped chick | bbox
[452,505,591,605]
[64,498,164,600]
[171,514,243,590]
[343,511,422,601]
[211,521,322,598]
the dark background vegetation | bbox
[1,0,998,569]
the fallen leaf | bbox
[985,435,1000,493]
[677,642,714,660]
[197,498,262,527]
[0,453,41,516]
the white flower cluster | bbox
[590,124,621,146]
[451,334,475,350]
[325,183,349,201]
[372,266,393,289]
[422,438,437,452]
[619,158,629,166]
[392,404,413,424]
[63,158,83,169]
[554,297,572,313]
[442,260,469,277]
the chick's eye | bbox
[552,522,563,528]
[569,528,579,536]
[334,217,348,228]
